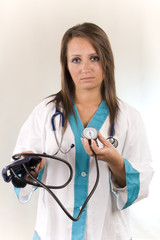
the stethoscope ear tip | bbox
[70,144,75,149]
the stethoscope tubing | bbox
[12,151,99,222]
[12,152,73,189]
[51,108,75,155]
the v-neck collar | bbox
[72,99,109,133]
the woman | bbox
[13,23,153,240]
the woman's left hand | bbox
[81,132,126,187]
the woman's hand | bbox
[81,132,126,188]
[34,156,45,177]
[22,151,45,179]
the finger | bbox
[91,139,109,158]
[81,138,94,156]
[98,132,113,148]
[39,157,45,171]
[90,139,102,154]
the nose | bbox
[81,60,91,74]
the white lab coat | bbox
[13,97,153,240]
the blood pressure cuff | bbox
[2,155,42,188]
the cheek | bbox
[68,65,79,80]
[95,65,104,79]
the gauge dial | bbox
[82,127,98,140]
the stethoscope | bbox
[51,108,118,154]
[51,108,75,155]
[2,108,118,222]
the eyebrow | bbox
[70,52,98,57]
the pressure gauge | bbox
[82,127,98,140]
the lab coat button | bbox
[81,172,87,177]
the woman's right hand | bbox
[35,155,45,176]
[22,151,45,179]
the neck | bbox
[74,89,103,107]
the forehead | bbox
[67,37,97,55]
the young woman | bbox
[13,22,153,240]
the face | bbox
[67,37,104,92]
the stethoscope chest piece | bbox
[107,136,118,148]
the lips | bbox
[80,77,94,81]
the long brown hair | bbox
[50,22,119,134]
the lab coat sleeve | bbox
[12,101,46,203]
[110,106,154,210]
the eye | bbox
[90,56,99,62]
[72,58,81,63]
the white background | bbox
[0,0,160,239]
